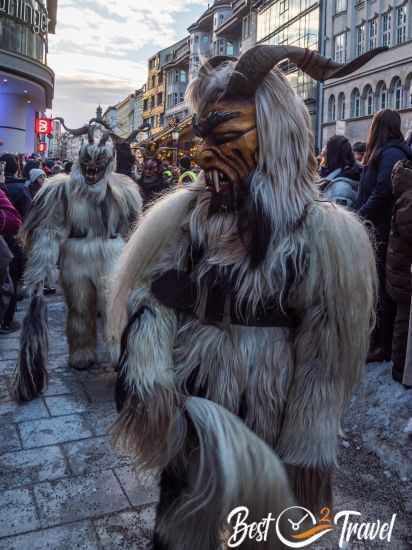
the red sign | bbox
[38,142,47,153]
[35,117,52,135]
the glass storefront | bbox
[0,2,48,64]
[257,1,320,103]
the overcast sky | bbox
[48,0,208,126]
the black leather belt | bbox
[151,269,296,328]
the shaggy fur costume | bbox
[20,142,142,372]
[111,59,377,549]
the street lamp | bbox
[172,128,180,166]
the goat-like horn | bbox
[52,117,89,136]
[225,45,387,98]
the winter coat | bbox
[386,160,412,303]
[0,189,22,236]
[319,164,361,209]
[356,140,412,248]
[4,176,32,219]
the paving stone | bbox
[0,445,69,490]
[0,398,49,424]
[19,414,93,448]
[84,402,118,436]
[45,393,90,416]
[0,487,39,537]
[94,509,154,550]
[82,371,117,403]
[0,521,99,550]
[0,359,18,377]
[0,376,10,403]
[115,465,159,507]
[33,470,129,527]
[63,435,132,475]
[0,423,21,454]
[43,374,81,397]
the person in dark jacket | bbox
[0,154,32,333]
[386,160,412,386]
[356,109,412,362]
[0,154,32,218]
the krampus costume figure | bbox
[13,121,142,401]
[112,46,383,549]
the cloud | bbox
[48,1,208,125]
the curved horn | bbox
[199,55,236,77]
[225,45,388,98]
[51,117,89,136]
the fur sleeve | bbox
[20,175,68,290]
[277,202,377,510]
[108,174,143,238]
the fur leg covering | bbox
[116,394,294,550]
[12,294,48,402]
[61,273,97,370]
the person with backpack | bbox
[319,135,361,208]
[356,109,412,363]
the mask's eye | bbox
[212,132,243,145]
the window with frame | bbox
[396,6,407,44]
[379,84,387,110]
[242,14,250,41]
[368,17,378,50]
[365,86,374,116]
[334,32,346,64]
[391,77,403,110]
[180,70,187,83]
[382,11,392,47]
[356,24,365,56]
[328,95,336,121]
[351,88,361,118]
[338,93,346,120]
[336,0,347,13]
[157,92,163,106]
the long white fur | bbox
[111,63,377,547]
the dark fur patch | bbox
[286,464,333,513]
[12,295,49,402]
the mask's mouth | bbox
[81,163,108,186]
[204,169,232,194]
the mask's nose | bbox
[197,147,217,171]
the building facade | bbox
[142,49,168,135]
[47,116,61,158]
[254,0,322,137]
[163,37,190,128]
[322,0,412,145]
[0,0,57,154]
[102,88,145,139]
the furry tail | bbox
[12,294,49,402]
[149,396,293,550]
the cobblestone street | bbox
[0,295,157,549]
[0,293,411,549]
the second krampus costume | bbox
[15,122,142,399]
[112,46,383,549]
